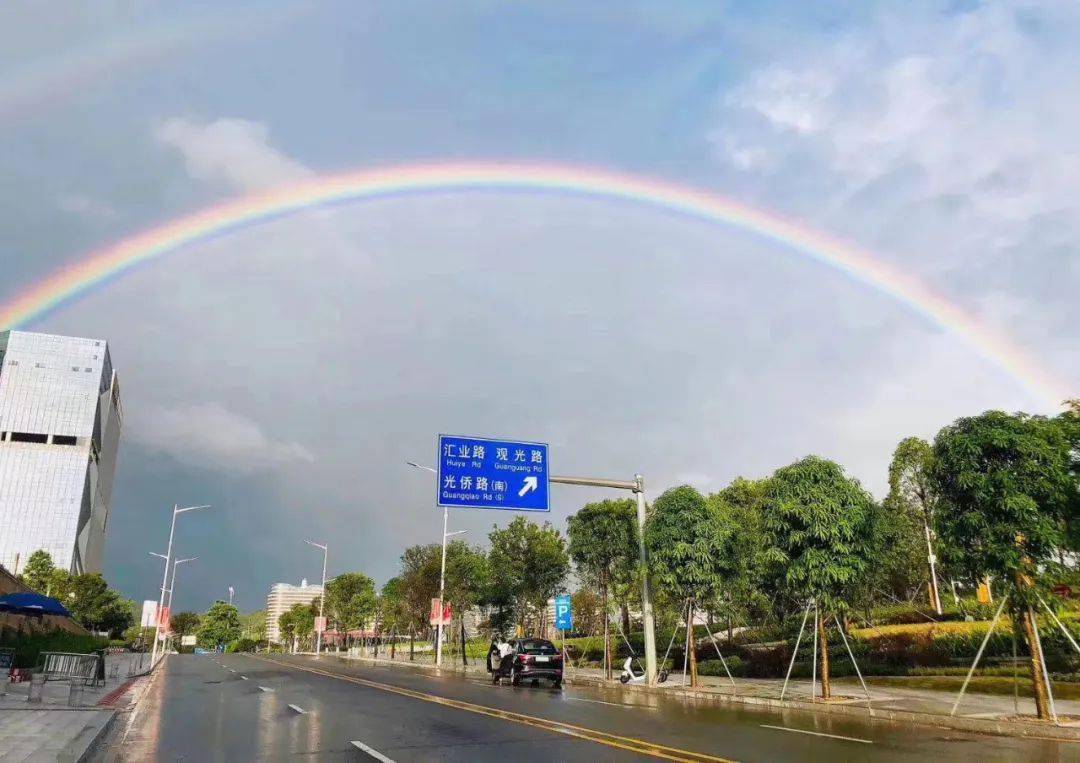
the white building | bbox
[0,331,122,575]
[266,579,323,644]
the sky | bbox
[0,1,1076,613]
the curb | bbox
[326,653,1080,743]
[53,707,116,763]
[564,672,1080,743]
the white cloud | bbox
[131,402,314,474]
[154,116,312,191]
[710,0,1080,399]
[57,194,118,221]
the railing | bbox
[39,652,103,686]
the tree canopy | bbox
[21,549,56,593]
[645,485,727,603]
[170,611,201,637]
[931,410,1078,598]
[197,601,241,648]
[487,516,570,632]
[325,572,378,631]
[762,456,874,613]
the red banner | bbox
[158,606,171,632]
[429,598,452,626]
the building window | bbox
[53,435,78,446]
[10,432,48,444]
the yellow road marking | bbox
[250,655,736,763]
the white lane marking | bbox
[240,676,249,680]
[259,686,274,692]
[565,697,636,708]
[760,724,873,744]
[350,741,396,762]
[288,704,307,714]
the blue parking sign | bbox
[437,435,550,512]
[555,595,572,631]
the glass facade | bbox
[0,330,122,575]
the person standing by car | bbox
[487,636,512,675]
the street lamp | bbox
[151,504,211,666]
[304,540,328,655]
[151,554,197,652]
[405,461,467,667]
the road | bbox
[92,653,1076,762]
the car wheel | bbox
[658,670,669,683]
[552,679,562,689]
[531,679,539,687]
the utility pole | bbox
[550,473,658,685]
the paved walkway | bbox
[0,652,152,762]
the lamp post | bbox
[406,461,466,667]
[152,554,197,652]
[150,504,210,666]
[304,540,328,655]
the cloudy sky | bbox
[1,1,1076,612]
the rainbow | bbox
[0,161,1067,407]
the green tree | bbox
[887,437,945,612]
[762,457,874,700]
[707,478,771,640]
[170,611,201,637]
[197,601,241,649]
[378,577,409,659]
[645,485,727,685]
[487,517,570,635]
[65,573,133,635]
[567,499,637,678]
[400,544,441,659]
[325,572,378,632]
[441,541,490,665]
[21,549,56,594]
[569,588,603,639]
[239,610,267,643]
[931,410,1079,720]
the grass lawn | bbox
[856,674,1080,700]
[850,619,1003,639]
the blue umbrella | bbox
[0,592,72,617]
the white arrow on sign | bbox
[518,476,538,497]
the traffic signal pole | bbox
[550,473,658,685]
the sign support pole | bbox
[550,474,658,686]
[437,504,448,667]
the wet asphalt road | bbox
[93,653,1079,762]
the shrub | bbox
[0,626,109,669]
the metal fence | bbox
[39,652,103,686]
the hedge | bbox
[0,627,109,669]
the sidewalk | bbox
[0,653,152,762]
[331,651,1080,740]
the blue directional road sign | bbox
[555,594,573,631]
[437,435,549,512]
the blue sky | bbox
[0,1,1076,612]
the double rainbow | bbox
[0,161,1066,406]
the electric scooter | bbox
[619,657,669,684]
